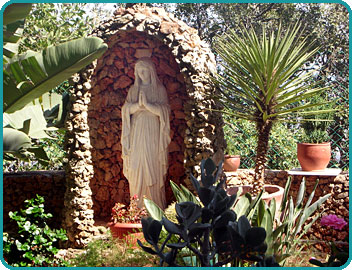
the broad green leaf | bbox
[269,197,276,222]
[27,147,50,165]
[3,104,54,139]
[144,198,164,221]
[295,178,305,209]
[280,177,292,213]
[170,181,186,203]
[38,92,69,128]
[234,194,251,218]
[4,36,108,113]
[256,199,266,226]
[247,189,264,220]
[3,128,31,152]
[180,184,199,204]
[3,3,32,25]
[3,4,32,58]
[3,42,20,58]
[261,210,273,247]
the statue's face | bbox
[137,66,151,84]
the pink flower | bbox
[320,214,347,230]
[110,195,147,223]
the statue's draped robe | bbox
[121,83,170,208]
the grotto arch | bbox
[63,5,226,247]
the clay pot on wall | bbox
[227,185,284,209]
[297,142,331,171]
[223,155,241,172]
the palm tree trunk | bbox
[252,120,273,196]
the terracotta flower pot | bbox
[297,142,331,171]
[108,222,144,246]
[223,155,241,172]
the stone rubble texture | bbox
[3,171,66,231]
[63,5,225,247]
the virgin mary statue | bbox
[121,57,170,209]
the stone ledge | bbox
[288,168,342,176]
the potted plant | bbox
[109,194,147,245]
[214,23,334,196]
[223,119,241,172]
[297,135,331,171]
[297,94,335,171]
[223,154,241,172]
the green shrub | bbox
[223,115,302,170]
[3,195,68,267]
[299,93,335,144]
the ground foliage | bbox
[224,117,302,170]
[69,236,158,267]
[3,195,68,267]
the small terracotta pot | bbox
[297,142,331,171]
[227,185,284,208]
[108,222,144,246]
[223,155,241,172]
[227,185,284,218]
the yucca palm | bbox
[214,23,330,195]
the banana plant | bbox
[214,23,335,195]
[3,92,70,165]
[3,3,108,162]
[3,3,32,59]
[4,36,107,113]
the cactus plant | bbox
[138,158,279,267]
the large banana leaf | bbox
[4,36,108,113]
[3,104,55,139]
[3,127,50,165]
[3,127,31,152]
[3,91,70,163]
[3,3,32,25]
[3,4,32,59]
[33,91,70,128]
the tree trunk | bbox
[252,120,272,196]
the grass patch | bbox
[69,235,158,267]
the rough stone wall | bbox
[63,65,98,247]
[227,169,349,248]
[3,171,66,231]
[65,4,226,221]
[88,31,188,217]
